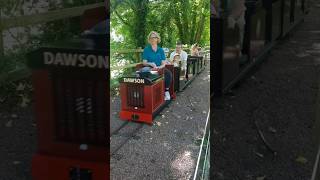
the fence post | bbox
[135,47,142,63]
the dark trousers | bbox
[164,68,172,89]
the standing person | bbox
[142,31,172,100]
[169,42,188,73]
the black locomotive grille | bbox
[52,73,108,146]
[127,84,144,108]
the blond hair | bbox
[147,31,161,43]
[191,43,198,50]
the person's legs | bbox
[163,68,172,100]
[164,68,172,90]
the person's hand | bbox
[146,63,156,68]
[151,63,157,68]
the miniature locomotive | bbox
[119,65,175,124]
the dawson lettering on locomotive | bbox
[44,52,109,69]
[123,78,145,84]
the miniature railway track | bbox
[110,121,130,136]
[110,122,144,156]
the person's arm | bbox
[159,60,167,69]
[190,48,195,56]
[169,52,174,61]
[167,53,172,64]
[143,60,156,68]
[182,51,188,61]
[158,49,167,68]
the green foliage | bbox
[111,0,210,49]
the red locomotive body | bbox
[120,76,165,124]
[119,64,176,124]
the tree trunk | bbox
[181,0,190,43]
[195,12,206,43]
[133,0,149,48]
[190,7,197,45]
[173,2,184,44]
[194,0,207,43]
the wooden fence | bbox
[111,46,210,71]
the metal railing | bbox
[193,110,210,180]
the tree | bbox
[111,0,149,48]
[111,0,210,49]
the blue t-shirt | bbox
[142,45,166,66]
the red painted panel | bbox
[32,153,108,180]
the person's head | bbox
[175,42,183,53]
[174,54,181,60]
[191,43,198,50]
[148,31,161,46]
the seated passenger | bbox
[142,31,172,101]
[191,43,200,56]
[171,54,181,67]
[170,42,188,71]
